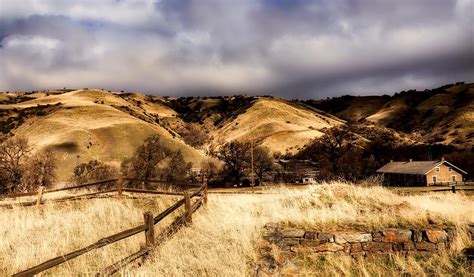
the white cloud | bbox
[0,0,472,96]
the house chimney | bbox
[390,159,393,163]
[441,157,445,161]
[409,159,412,162]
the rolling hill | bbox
[209,98,343,154]
[0,89,344,180]
[0,89,207,181]
[1,83,472,181]
[305,82,474,147]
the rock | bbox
[412,229,423,242]
[463,247,474,261]
[318,233,335,243]
[303,231,317,239]
[312,243,345,252]
[424,230,447,243]
[392,243,404,251]
[299,239,322,247]
[468,224,474,240]
[372,232,383,242]
[415,242,436,251]
[382,229,412,243]
[281,229,305,238]
[446,227,456,242]
[403,242,415,251]
[362,242,392,252]
[334,232,372,244]
[351,252,366,258]
[264,222,280,231]
[350,243,363,253]
[281,238,300,246]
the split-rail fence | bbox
[3,175,208,276]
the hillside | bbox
[210,98,343,154]
[0,89,207,181]
[151,95,343,154]
[305,82,474,147]
[0,90,343,180]
[1,83,472,181]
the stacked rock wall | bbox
[262,223,457,257]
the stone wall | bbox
[262,223,457,258]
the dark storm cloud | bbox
[0,0,472,98]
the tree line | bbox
[4,124,468,194]
[292,125,473,182]
[0,134,276,194]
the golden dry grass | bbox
[5,89,207,181]
[131,183,473,276]
[1,183,473,276]
[211,98,342,154]
[0,195,181,276]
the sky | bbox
[0,0,473,98]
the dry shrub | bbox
[20,150,56,192]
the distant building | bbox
[299,177,316,184]
[376,158,467,186]
[276,159,320,183]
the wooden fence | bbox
[431,181,474,186]
[10,176,208,276]
[0,175,200,208]
[393,185,474,194]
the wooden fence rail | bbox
[0,174,202,208]
[123,188,184,196]
[44,178,119,194]
[13,179,208,277]
[393,186,474,195]
[0,178,119,201]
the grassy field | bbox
[0,195,181,276]
[131,183,473,276]
[2,182,473,276]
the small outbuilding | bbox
[376,158,467,186]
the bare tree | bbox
[21,150,57,191]
[297,125,356,179]
[162,150,192,186]
[0,137,31,193]
[181,124,209,148]
[253,146,275,185]
[200,160,219,183]
[212,141,251,184]
[72,160,118,188]
[127,135,171,181]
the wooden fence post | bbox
[203,175,208,205]
[452,185,456,194]
[36,186,45,207]
[143,211,155,246]
[184,190,192,224]
[117,173,123,199]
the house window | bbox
[448,167,452,172]
[435,167,440,172]
[451,176,456,182]
[432,176,437,183]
